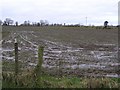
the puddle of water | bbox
[64,64,106,69]
[91,51,116,60]
[106,74,119,78]
[2,48,14,52]
[72,64,106,69]
[6,40,13,43]
[95,43,116,46]
[67,49,81,52]
[51,50,62,54]
[110,63,120,66]
[2,56,14,60]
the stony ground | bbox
[1,26,119,77]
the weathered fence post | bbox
[35,46,44,77]
[14,39,18,76]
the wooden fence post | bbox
[14,39,18,76]
[35,46,44,77]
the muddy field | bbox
[1,26,119,77]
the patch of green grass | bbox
[2,72,119,88]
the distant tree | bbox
[64,23,66,26]
[3,21,7,26]
[32,22,34,26]
[44,20,49,26]
[37,22,40,26]
[23,20,31,26]
[39,20,49,26]
[4,18,14,25]
[32,22,38,26]
[24,21,28,26]
[0,20,2,25]
[9,19,14,25]
[40,20,44,26]
[103,21,108,29]
[15,21,18,26]
[35,22,37,26]
[27,20,30,26]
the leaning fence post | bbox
[35,46,44,76]
[14,38,18,76]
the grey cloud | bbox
[1,0,119,25]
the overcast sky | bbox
[0,0,119,26]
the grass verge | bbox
[2,72,120,88]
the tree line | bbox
[0,18,83,27]
[0,18,50,26]
[0,18,118,28]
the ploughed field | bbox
[1,26,119,77]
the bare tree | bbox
[37,22,40,26]
[23,20,31,26]
[5,18,14,25]
[3,21,7,26]
[40,20,49,26]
